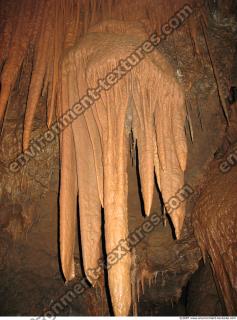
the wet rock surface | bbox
[0,1,236,316]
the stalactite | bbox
[23,2,54,150]
[0,0,211,315]
[66,53,102,284]
[59,20,187,315]
[74,56,104,207]
[132,73,155,216]
[47,4,64,128]
[0,0,208,143]
[0,0,35,131]
[136,267,158,302]
[59,62,78,281]
[0,1,19,70]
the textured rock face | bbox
[59,20,188,315]
[186,261,223,316]
[193,155,237,315]
[0,0,236,316]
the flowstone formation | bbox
[59,20,187,315]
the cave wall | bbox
[186,260,223,315]
[0,0,236,316]
[193,156,237,315]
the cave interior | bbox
[0,0,237,317]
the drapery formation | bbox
[0,0,208,149]
[1,0,215,316]
[1,0,236,316]
[59,20,187,315]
